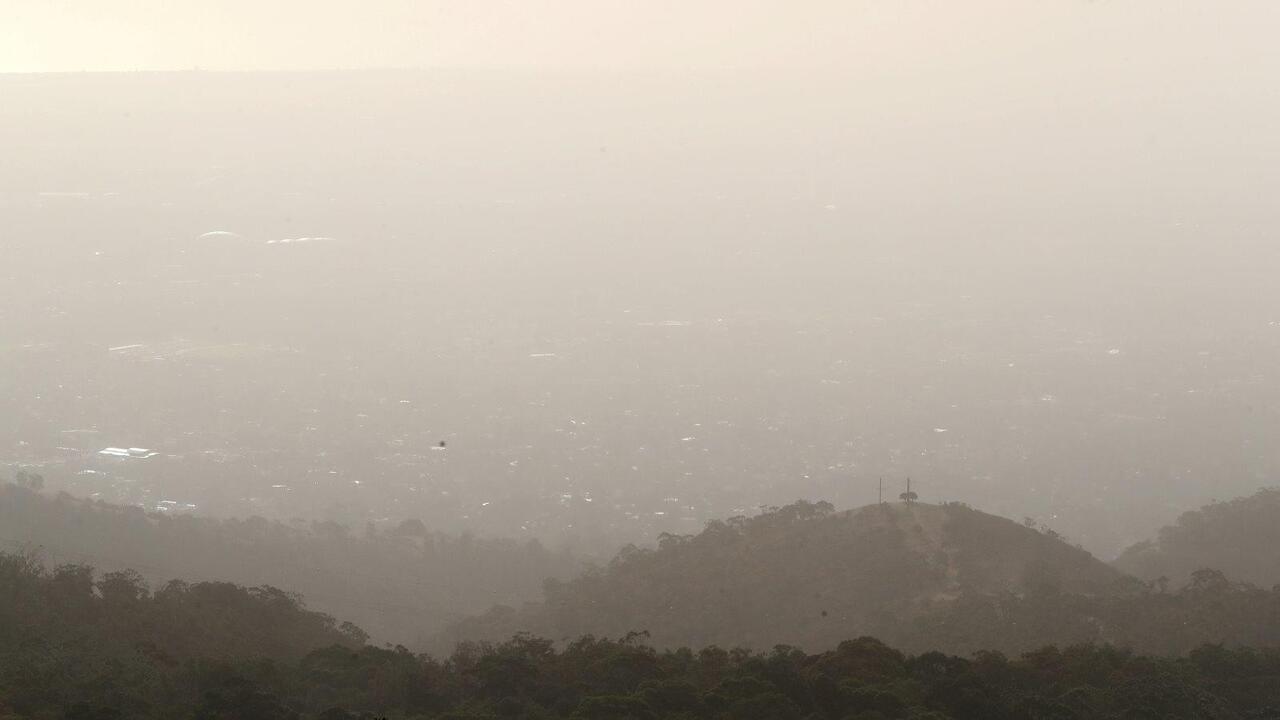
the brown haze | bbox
[3,1,1280,641]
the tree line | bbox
[3,549,1280,718]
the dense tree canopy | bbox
[4,552,1280,719]
[9,482,1280,716]
[0,550,363,718]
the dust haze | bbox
[4,0,1280,661]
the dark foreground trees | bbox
[5,552,1280,719]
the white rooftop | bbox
[98,447,158,459]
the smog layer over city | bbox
[4,3,1280,718]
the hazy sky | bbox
[4,1,1278,75]
[4,0,1280,562]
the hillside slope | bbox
[0,479,579,644]
[1115,487,1280,588]
[440,500,1129,653]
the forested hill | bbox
[9,499,1280,717]
[8,549,1280,719]
[439,500,1132,654]
[0,550,365,717]
[0,478,580,644]
[1115,487,1280,588]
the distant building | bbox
[98,447,158,459]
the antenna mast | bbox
[899,477,918,504]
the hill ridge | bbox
[438,499,1128,653]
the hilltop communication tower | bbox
[899,477,918,504]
